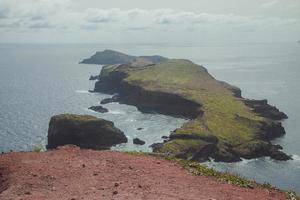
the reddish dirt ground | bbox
[0,145,286,200]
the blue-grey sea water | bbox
[0,42,299,193]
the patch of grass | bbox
[32,144,43,152]
[173,158,254,188]
[285,191,299,200]
[158,139,208,158]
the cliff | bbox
[92,57,291,162]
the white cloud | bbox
[261,0,279,8]
[0,0,299,43]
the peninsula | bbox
[86,50,290,162]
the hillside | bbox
[0,146,289,200]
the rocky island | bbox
[47,114,127,150]
[86,50,291,162]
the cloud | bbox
[261,0,279,8]
[0,1,299,35]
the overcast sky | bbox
[0,0,299,43]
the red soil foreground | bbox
[0,145,286,200]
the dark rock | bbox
[191,144,217,162]
[100,95,120,104]
[269,151,292,161]
[212,147,242,162]
[161,136,169,139]
[88,106,108,113]
[89,75,99,80]
[150,143,164,152]
[133,138,145,145]
[235,141,271,159]
[47,114,127,150]
[244,99,288,120]
[269,145,292,161]
[258,121,286,140]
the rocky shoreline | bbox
[87,50,291,162]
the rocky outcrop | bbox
[244,99,288,120]
[133,138,145,145]
[89,75,99,80]
[234,141,291,161]
[80,49,168,65]
[88,106,108,113]
[47,114,127,150]
[100,95,120,104]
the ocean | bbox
[0,42,299,193]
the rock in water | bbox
[89,75,99,80]
[88,106,108,113]
[100,95,120,104]
[47,114,127,149]
[133,138,145,145]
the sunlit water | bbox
[0,42,299,193]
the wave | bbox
[75,90,90,94]
[292,155,300,162]
[109,110,126,115]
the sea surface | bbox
[0,42,299,193]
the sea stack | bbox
[47,114,127,150]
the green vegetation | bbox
[32,144,43,152]
[285,191,298,200]
[105,59,266,157]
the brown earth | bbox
[0,145,286,200]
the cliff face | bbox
[92,58,290,162]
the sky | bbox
[0,0,299,43]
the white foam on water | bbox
[75,90,89,94]
[292,154,300,162]
[108,110,126,115]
